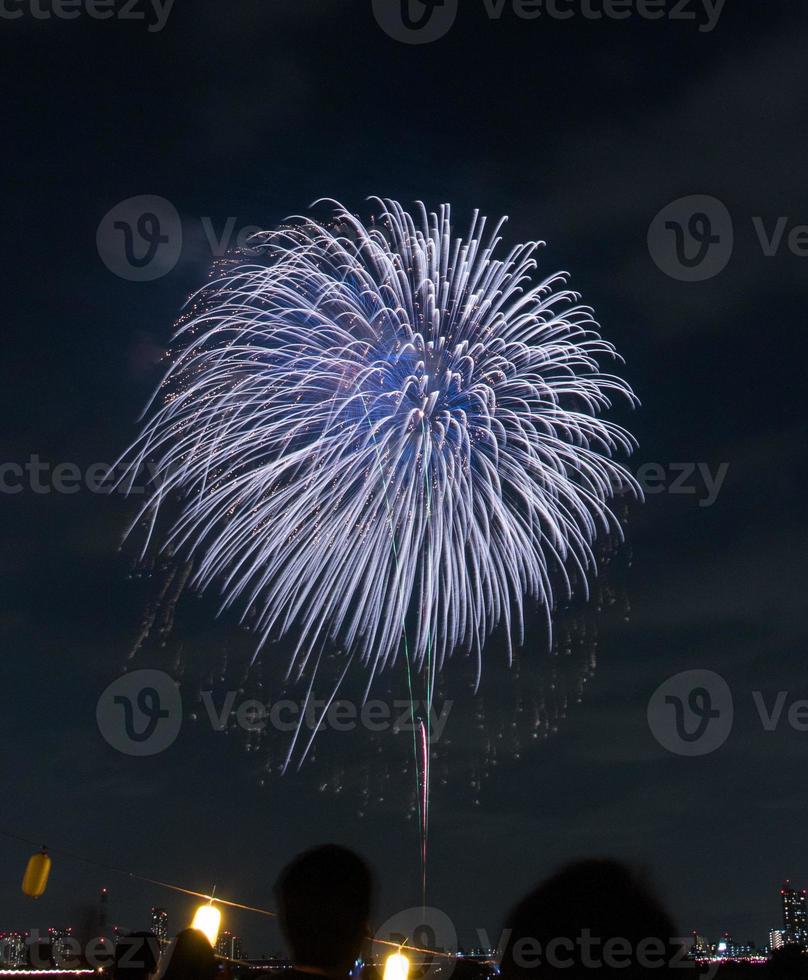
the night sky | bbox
[4,0,808,958]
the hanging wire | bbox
[0,828,454,959]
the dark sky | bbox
[3,0,808,959]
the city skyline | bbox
[1,895,247,966]
[4,877,808,966]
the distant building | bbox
[98,887,110,935]
[245,956,289,970]
[770,929,787,951]
[215,931,244,961]
[48,927,75,967]
[26,938,55,969]
[715,934,757,959]
[689,933,709,957]
[781,882,808,945]
[151,908,168,946]
[0,931,28,967]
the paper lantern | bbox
[384,952,409,980]
[22,848,51,898]
[191,903,221,946]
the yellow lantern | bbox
[384,951,409,980]
[191,903,221,946]
[22,847,51,898]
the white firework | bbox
[122,198,639,689]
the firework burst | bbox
[121,198,639,690]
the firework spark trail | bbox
[418,718,429,905]
[360,389,430,890]
[120,198,640,700]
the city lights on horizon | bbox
[3,878,808,971]
[0,892,246,969]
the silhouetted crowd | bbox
[112,847,808,980]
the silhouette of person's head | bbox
[113,931,160,980]
[162,928,217,980]
[769,944,808,980]
[500,860,676,980]
[275,844,373,976]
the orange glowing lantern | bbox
[384,951,409,980]
[21,847,51,898]
[191,903,221,946]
